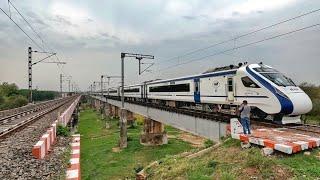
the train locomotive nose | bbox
[288,92,313,115]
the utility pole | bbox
[60,74,63,97]
[71,84,74,93]
[100,75,104,97]
[27,47,64,103]
[68,80,71,93]
[101,75,121,96]
[28,47,32,103]
[119,52,154,149]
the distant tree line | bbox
[299,82,320,118]
[0,82,58,111]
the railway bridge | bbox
[89,95,229,143]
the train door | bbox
[143,83,148,102]
[194,78,201,103]
[227,77,234,101]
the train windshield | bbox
[253,67,296,87]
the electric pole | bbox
[60,74,63,97]
[27,47,64,103]
[71,84,74,93]
[119,52,154,149]
[28,47,32,103]
[100,75,104,97]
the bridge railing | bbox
[59,96,81,126]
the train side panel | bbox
[146,80,194,102]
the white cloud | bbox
[210,0,296,19]
[48,2,142,45]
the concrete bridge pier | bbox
[89,97,94,108]
[140,117,168,146]
[104,103,110,117]
[126,111,135,126]
[114,106,119,118]
[95,99,101,112]
[108,104,114,117]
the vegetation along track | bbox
[0,96,77,139]
[0,98,61,118]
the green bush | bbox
[128,121,138,129]
[57,125,70,137]
[300,83,320,117]
[0,82,57,111]
[204,139,214,148]
[127,136,133,141]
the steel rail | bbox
[0,96,78,139]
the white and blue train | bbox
[102,63,312,124]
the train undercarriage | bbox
[121,96,302,124]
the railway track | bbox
[251,119,320,135]
[0,96,77,139]
[0,95,80,179]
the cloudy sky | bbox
[0,0,319,91]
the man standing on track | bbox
[239,100,251,134]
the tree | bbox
[0,82,18,97]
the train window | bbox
[124,88,139,93]
[241,76,260,88]
[260,73,296,87]
[109,90,117,93]
[253,67,279,73]
[149,83,190,92]
[228,78,233,92]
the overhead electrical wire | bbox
[0,7,44,51]
[8,0,69,73]
[157,8,320,66]
[156,23,320,72]
[1,1,78,88]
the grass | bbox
[78,106,320,179]
[277,149,320,179]
[305,115,320,125]
[79,108,196,179]
[148,137,320,179]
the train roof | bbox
[203,64,240,74]
[145,65,247,85]
[109,63,268,87]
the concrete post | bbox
[119,109,127,148]
[140,117,168,146]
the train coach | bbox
[102,63,312,124]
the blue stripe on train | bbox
[246,66,293,114]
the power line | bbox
[0,7,44,51]
[8,0,68,75]
[157,23,320,72]
[157,8,320,66]
[3,1,78,88]
[8,0,46,50]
